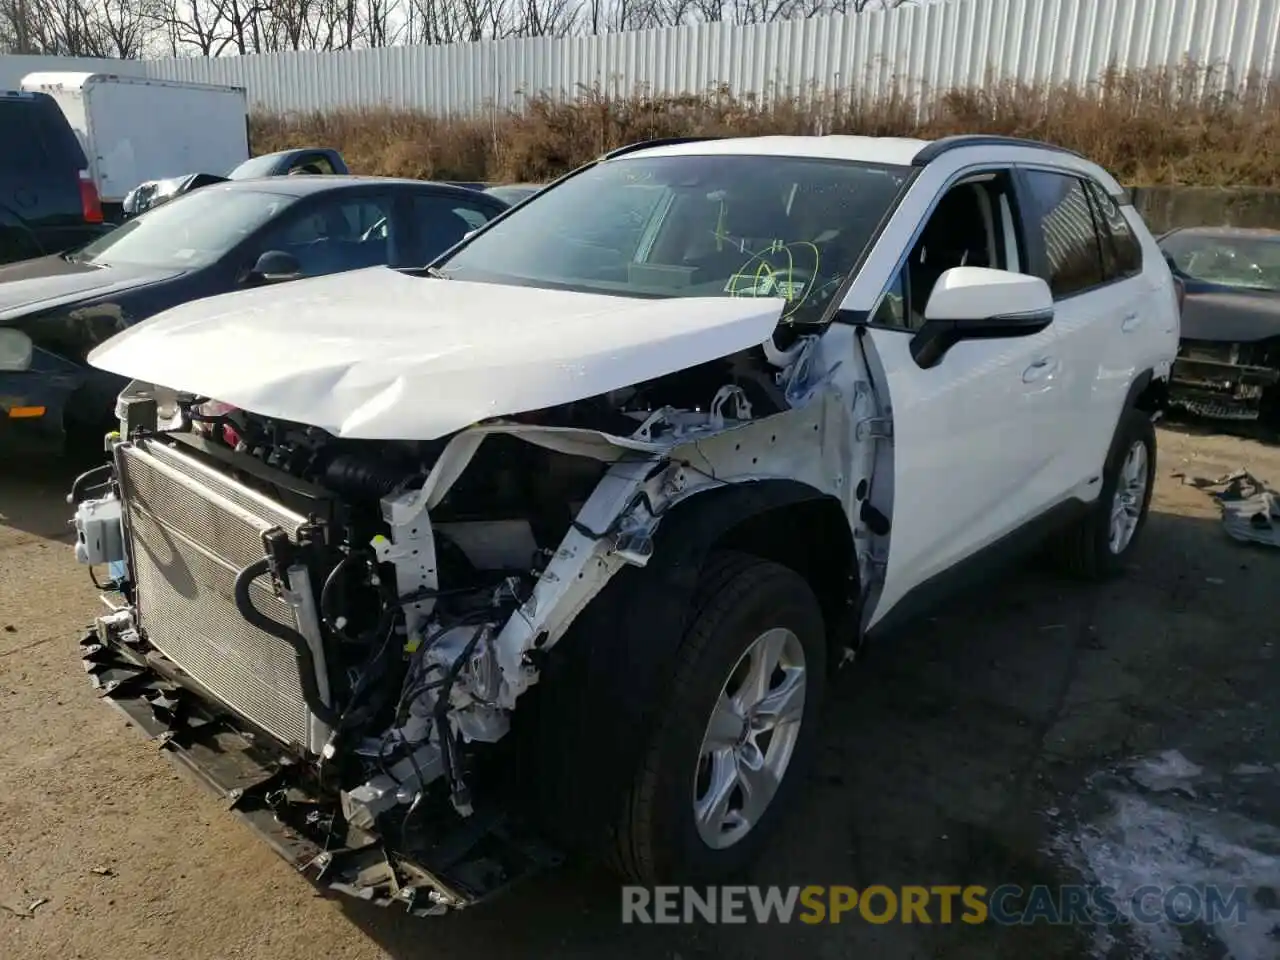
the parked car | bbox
[71,134,1177,913]
[121,148,352,220]
[0,89,106,267]
[21,72,250,224]
[226,147,350,179]
[0,175,507,454]
[1158,226,1280,423]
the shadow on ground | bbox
[0,453,104,542]
[337,507,1279,960]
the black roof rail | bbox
[602,136,725,160]
[912,135,1087,166]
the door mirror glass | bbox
[249,249,302,284]
[912,267,1055,368]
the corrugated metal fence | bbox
[4,0,1280,114]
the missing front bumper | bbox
[1170,355,1280,420]
[79,623,563,916]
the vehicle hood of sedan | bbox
[1181,289,1280,343]
[88,266,787,440]
[0,256,181,323]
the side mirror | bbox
[248,250,301,284]
[910,267,1054,368]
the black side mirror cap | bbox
[910,310,1054,369]
[249,250,301,284]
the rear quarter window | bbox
[0,96,86,173]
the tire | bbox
[1051,406,1157,580]
[608,550,827,885]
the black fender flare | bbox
[1123,368,1155,413]
[517,478,843,850]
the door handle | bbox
[1022,357,1059,383]
[1122,311,1143,332]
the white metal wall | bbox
[4,0,1280,114]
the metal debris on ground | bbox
[1172,469,1280,548]
[2,897,49,918]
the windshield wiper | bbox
[424,265,449,279]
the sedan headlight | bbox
[0,329,32,371]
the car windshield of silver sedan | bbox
[70,186,298,270]
[435,153,912,324]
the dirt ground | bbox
[2,420,1279,960]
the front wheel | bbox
[610,551,827,884]
[1051,406,1157,579]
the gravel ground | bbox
[1,421,1278,960]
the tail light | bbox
[1173,275,1186,313]
[78,170,103,224]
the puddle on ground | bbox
[1049,749,1280,959]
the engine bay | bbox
[70,342,812,908]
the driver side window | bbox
[255,194,394,278]
[872,170,1023,331]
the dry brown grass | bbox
[250,62,1280,187]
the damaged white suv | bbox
[71,134,1179,912]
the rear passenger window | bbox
[0,101,55,173]
[1021,170,1105,299]
[1085,181,1143,280]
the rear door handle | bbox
[1022,357,1060,383]
[1122,311,1143,332]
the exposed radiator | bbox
[116,439,329,753]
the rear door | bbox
[1016,169,1150,483]
[0,92,90,263]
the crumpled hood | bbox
[88,267,786,440]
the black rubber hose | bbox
[67,463,114,506]
[432,622,488,811]
[233,557,341,726]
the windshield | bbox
[74,186,298,270]
[227,154,283,179]
[1161,231,1280,292]
[437,154,912,324]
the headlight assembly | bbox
[0,329,32,372]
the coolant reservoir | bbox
[73,494,125,566]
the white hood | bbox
[88,267,786,440]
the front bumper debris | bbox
[80,618,563,915]
[1169,355,1279,420]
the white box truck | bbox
[20,72,249,220]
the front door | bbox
[854,169,1067,627]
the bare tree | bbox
[1,0,923,59]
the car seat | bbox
[909,186,992,316]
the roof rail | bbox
[912,135,1086,166]
[602,136,724,160]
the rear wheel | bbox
[1051,406,1156,579]
[609,551,827,884]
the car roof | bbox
[220,175,484,196]
[613,133,1125,197]
[619,135,933,166]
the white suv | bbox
[75,133,1179,911]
